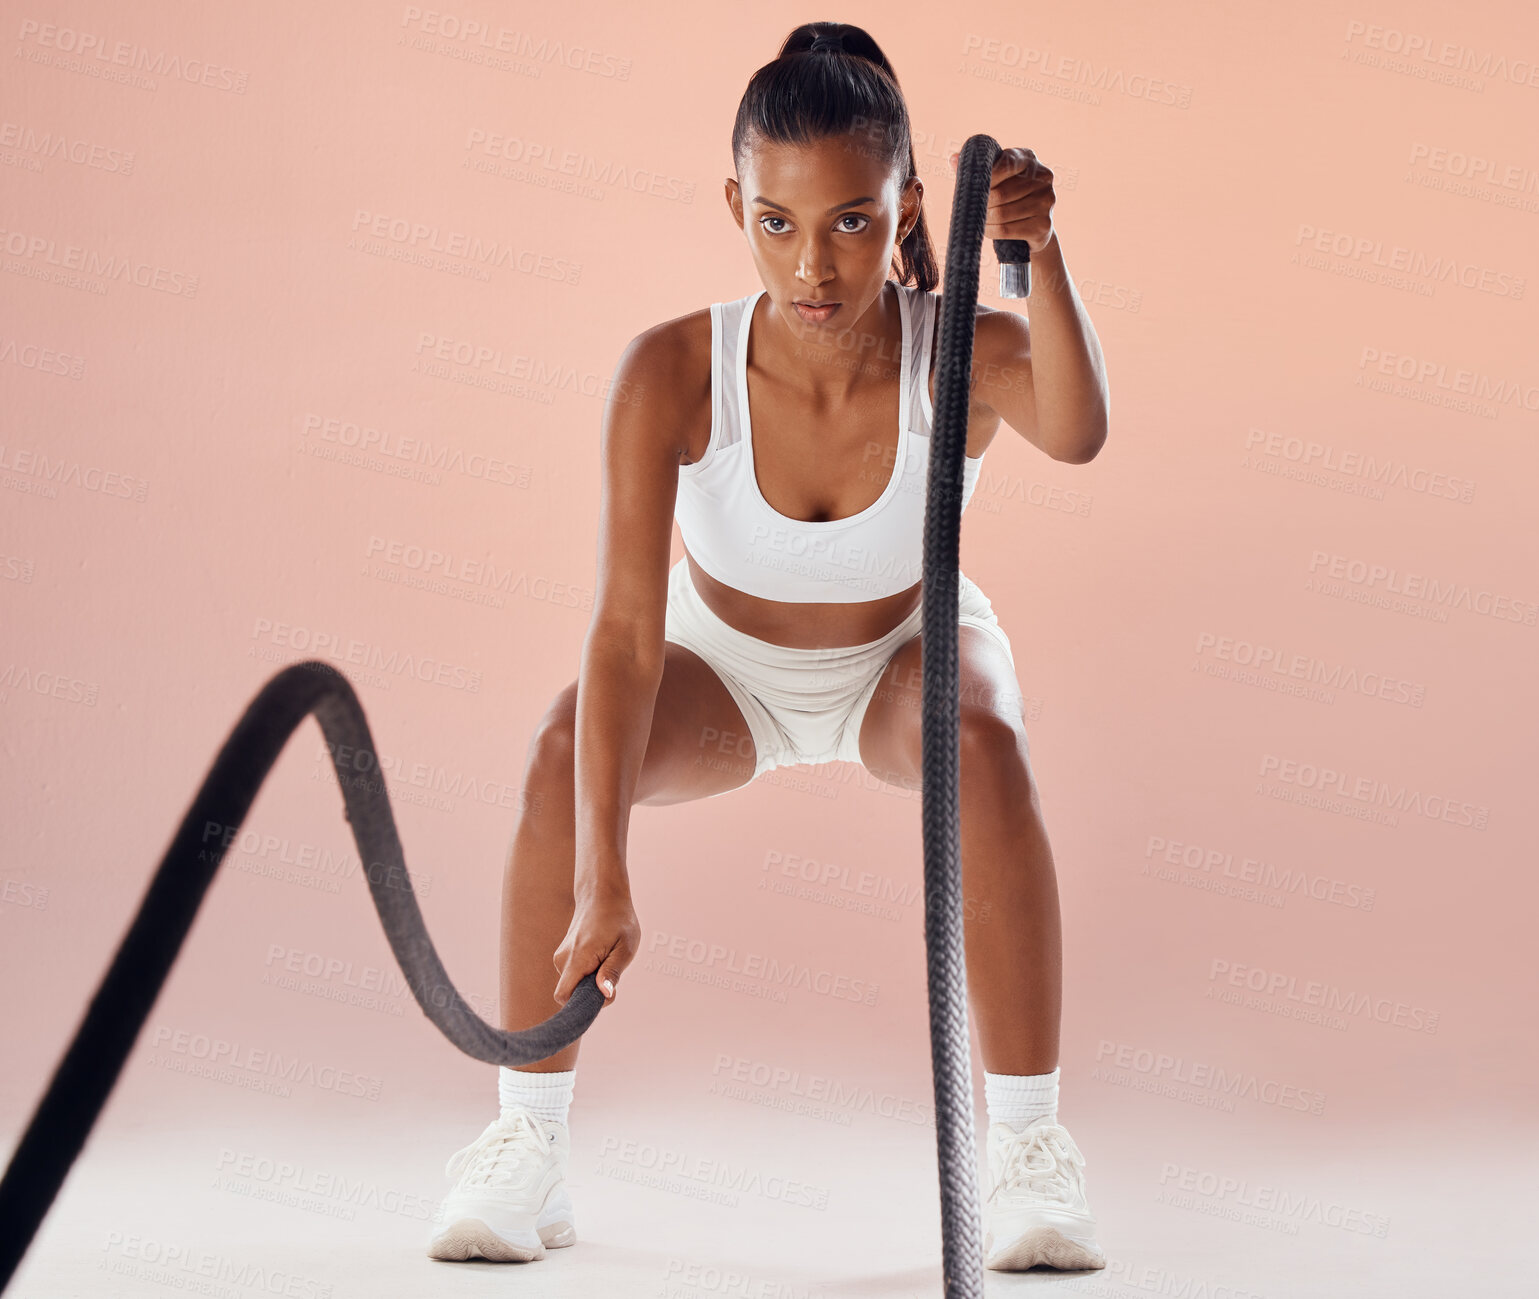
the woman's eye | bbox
[759,214,869,235]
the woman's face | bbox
[727,130,921,338]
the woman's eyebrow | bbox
[752,195,878,215]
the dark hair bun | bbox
[731,23,940,292]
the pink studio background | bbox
[4,1,1536,1295]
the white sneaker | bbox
[982,1117,1107,1271]
[426,1108,577,1262]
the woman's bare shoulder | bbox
[924,292,1007,376]
[615,306,713,468]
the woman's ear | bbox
[898,174,923,241]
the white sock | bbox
[498,1066,575,1126]
[984,1066,1060,1132]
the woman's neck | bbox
[755,280,905,404]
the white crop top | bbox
[674,281,985,603]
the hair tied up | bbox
[732,23,941,292]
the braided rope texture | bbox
[923,132,1003,1298]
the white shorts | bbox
[662,557,1016,790]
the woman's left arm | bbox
[950,146,1110,463]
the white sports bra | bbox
[675,281,985,603]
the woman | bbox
[427,21,1110,1274]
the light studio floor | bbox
[6,1083,1531,1299]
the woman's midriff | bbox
[684,549,922,650]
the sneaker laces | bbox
[444,1110,552,1188]
[991,1123,1086,1206]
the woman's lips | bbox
[793,300,841,324]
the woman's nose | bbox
[796,246,834,285]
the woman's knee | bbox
[959,706,1033,789]
[524,681,579,787]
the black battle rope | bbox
[0,662,607,1289]
[923,133,1030,1297]
[0,132,1026,1298]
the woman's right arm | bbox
[553,319,707,1005]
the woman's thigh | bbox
[852,625,1026,790]
[535,641,762,811]
[632,641,765,804]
